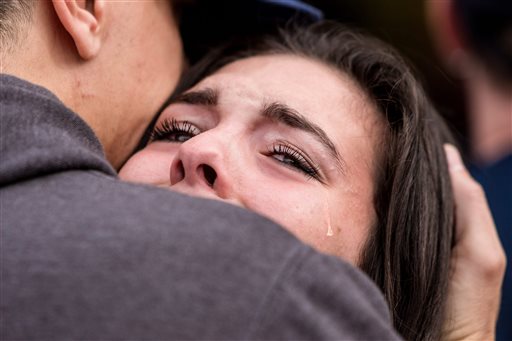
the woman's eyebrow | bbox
[172,88,219,106]
[263,102,346,174]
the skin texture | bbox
[2,0,183,168]
[120,55,386,264]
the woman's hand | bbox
[442,144,506,341]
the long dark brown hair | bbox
[165,22,455,340]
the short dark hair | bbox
[169,22,455,341]
[0,0,188,53]
[0,0,33,51]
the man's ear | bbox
[52,0,105,60]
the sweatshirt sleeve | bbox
[248,248,402,340]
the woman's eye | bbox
[269,143,321,181]
[166,131,194,143]
[273,153,304,168]
[151,118,200,143]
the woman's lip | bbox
[169,183,215,198]
[166,183,242,208]
[153,182,241,207]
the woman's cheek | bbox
[239,180,322,237]
[119,147,176,185]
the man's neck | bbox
[1,20,123,168]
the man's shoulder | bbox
[2,170,399,339]
[4,168,289,243]
[0,74,115,186]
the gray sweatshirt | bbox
[0,74,401,340]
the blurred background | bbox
[308,0,468,149]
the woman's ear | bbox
[52,0,105,60]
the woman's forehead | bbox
[190,55,381,134]
[194,55,365,113]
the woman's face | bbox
[120,55,385,264]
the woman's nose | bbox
[170,159,217,188]
[169,135,229,196]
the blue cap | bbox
[180,0,324,63]
[256,0,324,22]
